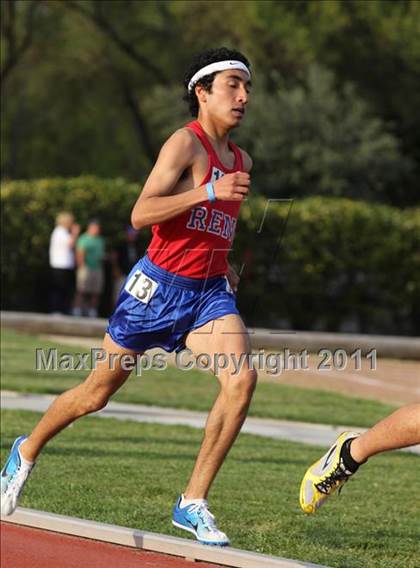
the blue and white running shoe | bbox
[172,495,230,546]
[1,435,34,516]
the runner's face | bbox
[201,69,251,127]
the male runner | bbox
[1,47,254,546]
[300,403,420,513]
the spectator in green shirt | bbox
[73,220,105,317]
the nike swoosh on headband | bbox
[188,60,251,92]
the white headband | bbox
[188,60,251,93]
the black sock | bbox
[340,439,361,474]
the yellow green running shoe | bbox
[300,431,360,514]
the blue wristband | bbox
[206,182,216,202]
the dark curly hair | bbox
[183,47,251,117]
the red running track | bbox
[1,523,222,568]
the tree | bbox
[1,0,418,205]
[1,0,40,87]
[235,64,413,203]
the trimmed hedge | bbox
[236,197,420,335]
[1,177,419,334]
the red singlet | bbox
[147,120,244,278]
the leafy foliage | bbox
[1,0,419,205]
[237,64,413,202]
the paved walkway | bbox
[2,391,419,455]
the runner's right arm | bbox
[131,129,250,230]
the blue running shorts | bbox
[107,255,239,353]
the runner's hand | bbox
[227,264,240,292]
[213,172,250,201]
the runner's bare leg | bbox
[19,334,138,462]
[350,403,420,463]
[183,314,257,499]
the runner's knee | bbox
[224,367,257,402]
[77,390,109,415]
[76,376,114,415]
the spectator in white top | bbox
[49,212,80,314]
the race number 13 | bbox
[125,271,158,304]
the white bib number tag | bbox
[125,270,158,304]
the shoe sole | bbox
[1,495,16,516]
[172,520,230,546]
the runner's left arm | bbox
[226,263,240,292]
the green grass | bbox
[1,329,397,427]
[1,409,419,568]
